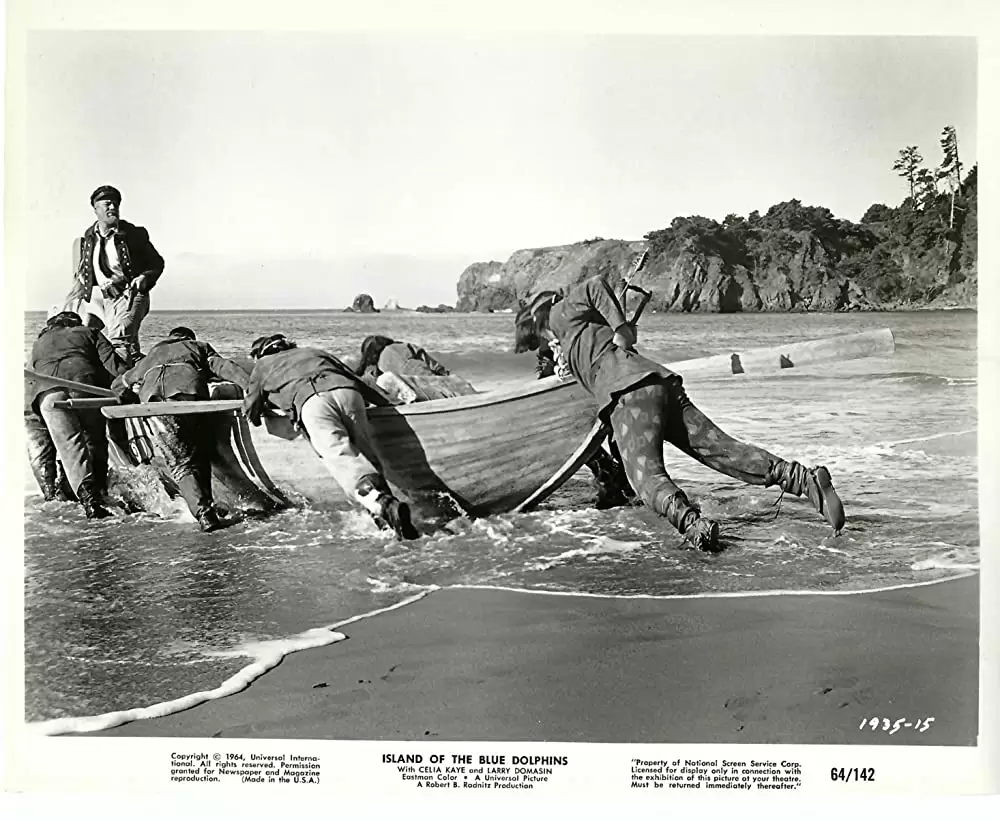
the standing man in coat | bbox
[29,311,127,519]
[66,185,165,365]
[112,326,256,532]
[243,333,419,541]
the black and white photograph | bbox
[3,0,997,804]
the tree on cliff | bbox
[915,168,938,210]
[861,203,895,225]
[892,146,924,204]
[938,125,963,227]
[455,131,975,313]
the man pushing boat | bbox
[112,326,257,532]
[29,311,127,519]
[242,333,420,541]
[515,269,845,553]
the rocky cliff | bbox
[455,169,977,313]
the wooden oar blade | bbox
[103,399,244,419]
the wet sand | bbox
[89,576,979,745]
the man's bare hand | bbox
[612,322,637,350]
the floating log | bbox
[668,328,895,376]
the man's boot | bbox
[379,496,420,541]
[77,480,112,520]
[53,462,73,501]
[38,467,58,502]
[588,447,636,510]
[654,487,721,553]
[197,507,224,533]
[356,474,419,540]
[766,461,845,534]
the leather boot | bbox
[54,462,73,501]
[655,488,721,553]
[197,507,224,533]
[379,496,420,541]
[39,471,58,502]
[77,480,112,520]
[588,447,636,510]
[356,474,418,540]
[766,461,846,534]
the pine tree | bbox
[915,167,938,211]
[938,126,962,228]
[892,146,924,204]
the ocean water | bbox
[22,309,978,729]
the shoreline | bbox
[53,573,979,744]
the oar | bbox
[618,248,648,301]
[103,399,244,418]
[52,397,120,410]
[24,368,116,398]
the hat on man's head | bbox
[525,290,562,320]
[168,326,197,341]
[90,185,122,206]
[250,333,295,359]
[44,311,83,330]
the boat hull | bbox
[244,376,597,515]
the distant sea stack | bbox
[346,293,379,313]
[455,172,977,313]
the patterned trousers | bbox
[609,379,781,526]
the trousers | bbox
[609,379,781,522]
[80,288,150,364]
[299,388,385,513]
[146,408,214,518]
[37,389,108,497]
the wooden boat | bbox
[60,328,895,517]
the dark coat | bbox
[68,220,165,303]
[548,275,677,421]
[113,338,251,402]
[29,325,125,408]
[243,347,389,426]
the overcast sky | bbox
[17,32,977,309]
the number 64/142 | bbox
[859,717,935,734]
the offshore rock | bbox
[347,293,379,313]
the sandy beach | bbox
[87,575,979,745]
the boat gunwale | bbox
[368,374,578,418]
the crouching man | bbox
[243,333,419,540]
[112,326,253,532]
[29,311,126,519]
[25,374,72,502]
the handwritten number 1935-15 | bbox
[859,717,934,735]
